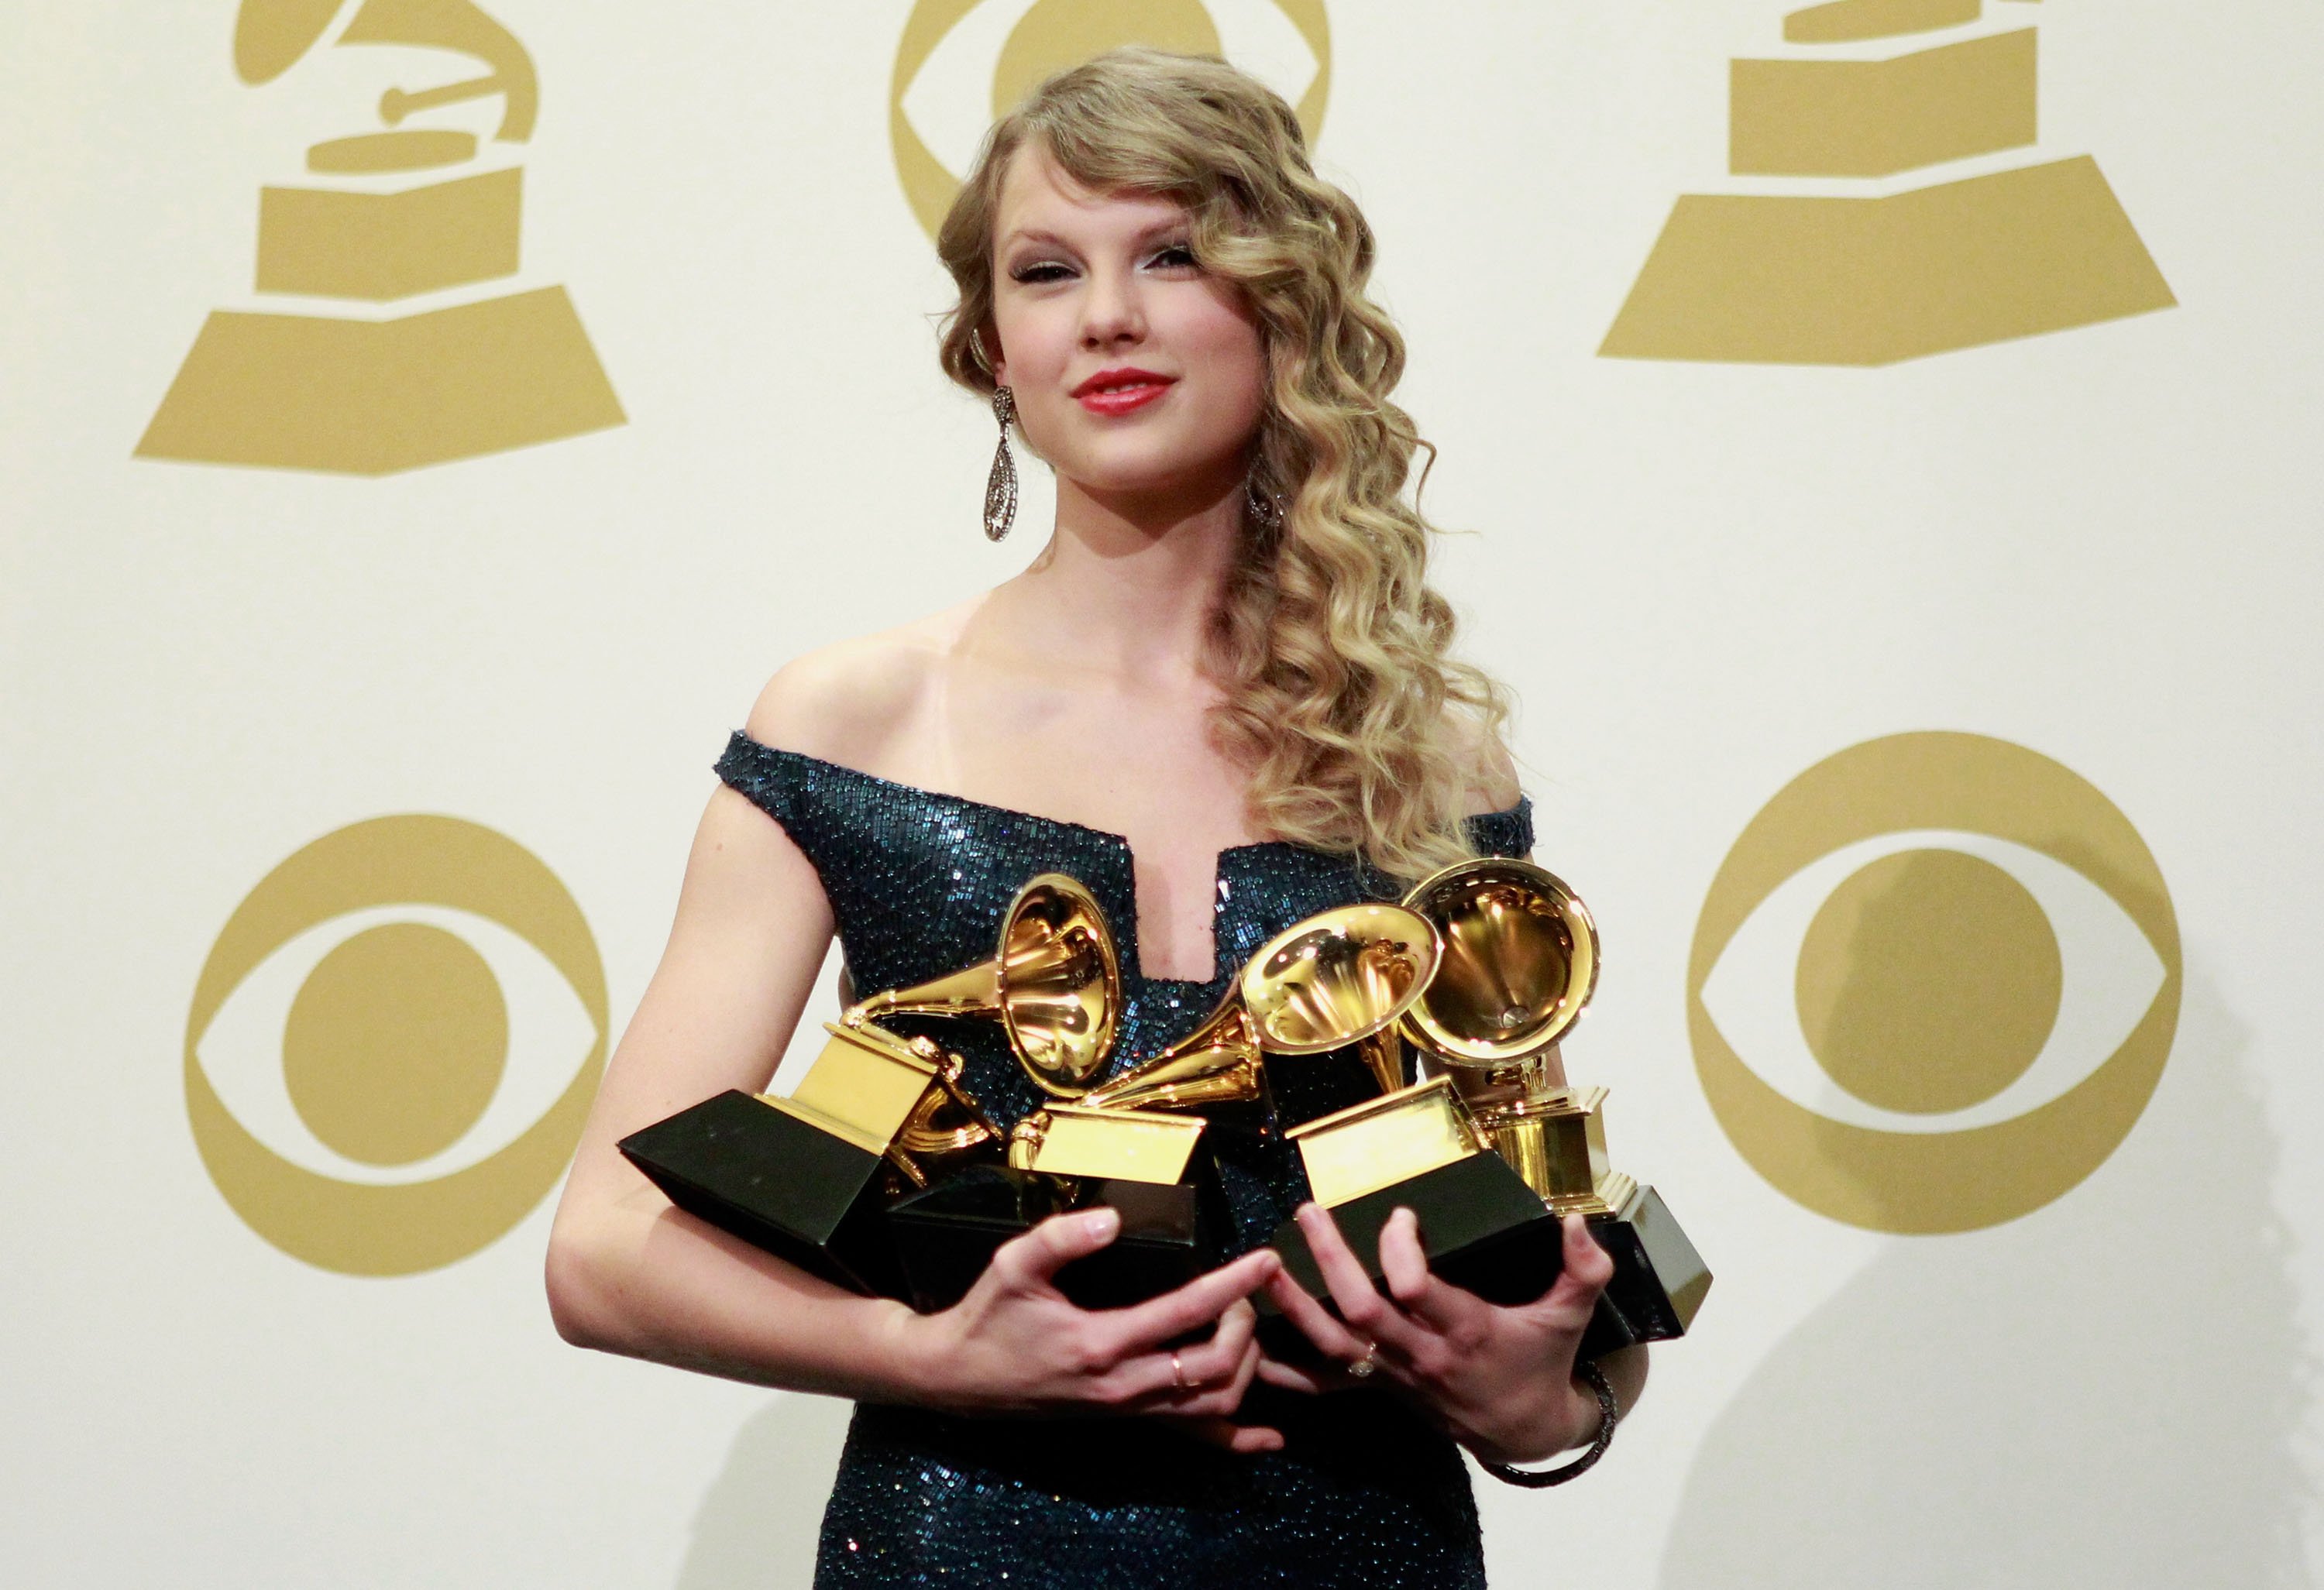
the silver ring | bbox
[1346,1345,1380,1380]
[1170,1351,1190,1391]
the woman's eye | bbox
[1149,243,1198,270]
[1011,261,1074,283]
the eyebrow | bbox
[999,216,1190,253]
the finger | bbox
[1225,1330,1262,1403]
[1172,1298,1257,1390]
[1184,1338,1263,1417]
[1294,1203,1427,1361]
[1377,1206,1490,1338]
[1254,1354,1331,1395]
[986,1206,1119,1293]
[1262,1263,1372,1364]
[1092,1248,1281,1358]
[1528,1213,1615,1323]
[1117,1328,1259,1417]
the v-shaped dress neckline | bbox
[730,735,1336,989]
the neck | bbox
[975,465,1248,686]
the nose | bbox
[1078,261,1147,351]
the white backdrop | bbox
[5,1,2320,1585]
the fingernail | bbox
[1083,1207,1121,1238]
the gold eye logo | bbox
[1690,733,2178,1232]
[890,0,1333,240]
[186,816,606,1275]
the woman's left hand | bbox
[1260,1201,1616,1465]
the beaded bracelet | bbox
[1475,1359,1618,1488]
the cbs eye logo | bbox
[186,816,606,1276]
[890,0,1333,239]
[1690,732,2178,1234]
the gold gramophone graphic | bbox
[137,0,624,475]
[1601,0,2174,365]
[1397,859,1711,1351]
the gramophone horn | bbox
[846,873,1122,1098]
[1398,858,1599,1070]
[235,0,348,84]
[1242,902,1440,1056]
[1081,901,1441,1111]
[1078,992,1266,1114]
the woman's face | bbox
[986,146,1267,505]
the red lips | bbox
[1071,366,1177,415]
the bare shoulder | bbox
[1447,709,1523,816]
[742,603,975,770]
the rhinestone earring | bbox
[1244,474,1286,534]
[984,386,1018,541]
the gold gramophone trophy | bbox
[136,0,623,474]
[1398,859,1710,1352]
[620,874,1116,1302]
[898,901,1454,1312]
[1260,894,1576,1320]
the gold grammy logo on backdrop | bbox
[1603,0,2176,364]
[891,0,1332,240]
[1690,733,2178,1233]
[186,816,606,1274]
[137,0,624,475]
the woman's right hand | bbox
[889,1206,1285,1452]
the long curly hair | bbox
[934,49,1511,879]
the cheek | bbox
[992,303,1071,387]
[1181,308,1268,419]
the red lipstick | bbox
[1072,366,1176,415]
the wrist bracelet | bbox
[1476,1359,1618,1489]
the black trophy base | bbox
[1581,1183,1711,1358]
[887,1166,1216,1314]
[1261,1151,1566,1356]
[618,1089,905,1301]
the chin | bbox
[1061,441,1244,500]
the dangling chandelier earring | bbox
[984,386,1019,541]
[1244,473,1286,534]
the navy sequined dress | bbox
[714,732,1535,1590]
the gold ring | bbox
[1346,1345,1380,1380]
[1171,1351,1190,1391]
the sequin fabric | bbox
[714,732,1535,1590]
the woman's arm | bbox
[543,778,917,1393]
[545,671,1280,1428]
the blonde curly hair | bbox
[935,49,1512,880]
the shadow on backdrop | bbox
[1663,970,2312,1588]
[676,1393,853,1589]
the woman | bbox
[547,49,1645,1588]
